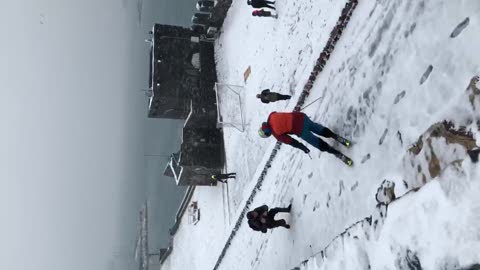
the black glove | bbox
[291,140,310,154]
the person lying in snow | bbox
[247,0,276,10]
[256,89,291,104]
[258,111,353,166]
[252,9,278,18]
[211,172,236,183]
[247,204,291,232]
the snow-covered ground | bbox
[299,161,480,270]
[216,0,348,213]
[160,0,480,269]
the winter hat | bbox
[258,122,272,138]
[246,211,255,219]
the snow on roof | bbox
[147,90,154,110]
[150,24,156,97]
[182,100,194,129]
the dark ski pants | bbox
[268,93,291,101]
[276,94,291,100]
[266,207,289,228]
[216,173,236,183]
[258,1,275,9]
[300,117,342,156]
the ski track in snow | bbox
[161,0,480,269]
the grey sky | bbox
[0,0,195,269]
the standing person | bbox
[258,111,353,166]
[247,0,276,10]
[252,9,278,18]
[256,89,291,104]
[246,204,291,233]
[211,172,236,183]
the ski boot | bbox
[335,135,352,148]
[336,153,354,166]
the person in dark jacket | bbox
[258,111,353,165]
[252,9,277,18]
[211,172,236,183]
[246,204,291,232]
[247,0,276,10]
[256,89,291,104]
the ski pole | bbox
[300,96,323,111]
[307,153,312,160]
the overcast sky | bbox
[0,0,193,269]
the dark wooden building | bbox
[148,24,200,119]
[150,24,224,186]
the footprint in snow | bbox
[338,180,345,197]
[397,131,403,146]
[350,181,359,191]
[450,17,469,38]
[379,129,388,145]
[361,153,371,164]
[297,179,303,187]
[419,65,433,85]
[312,201,320,212]
[393,90,406,104]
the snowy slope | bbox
[215,0,348,215]
[161,0,480,269]
[298,161,480,270]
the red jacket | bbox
[267,112,305,144]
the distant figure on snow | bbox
[256,89,291,104]
[247,204,291,233]
[247,0,276,10]
[258,111,353,166]
[211,172,236,183]
[252,9,277,18]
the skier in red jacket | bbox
[258,112,353,165]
